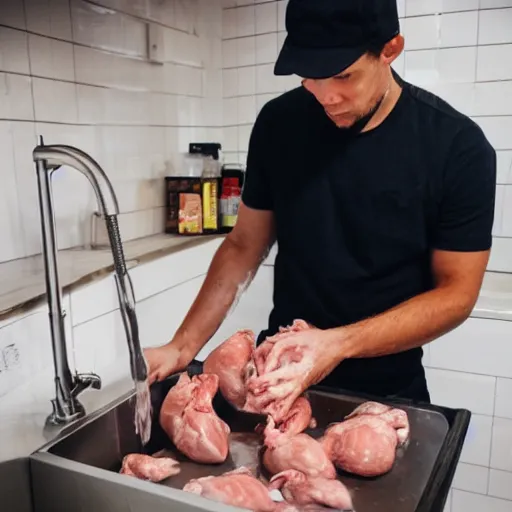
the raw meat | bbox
[245,320,316,422]
[159,372,230,464]
[320,401,410,477]
[203,329,255,408]
[183,466,277,512]
[278,396,317,436]
[119,453,180,482]
[254,396,316,438]
[262,417,336,479]
[269,470,353,510]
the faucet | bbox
[32,140,149,429]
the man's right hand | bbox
[143,344,191,384]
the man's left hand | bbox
[245,327,344,422]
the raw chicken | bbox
[278,396,317,436]
[183,466,277,512]
[119,453,180,482]
[159,372,230,464]
[320,401,410,477]
[269,470,353,511]
[203,329,255,409]
[246,320,316,422]
[262,417,336,479]
[255,396,316,438]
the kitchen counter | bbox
[0,233,223,323]
[472,270,512,322]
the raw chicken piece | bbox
[203,329,255,408]
[263,417,336,479]
[119,453,180,482]
[278,396,317,436]
[345,401,410,445]
[269,470,353,511]
[159,373,230,464]
[320,401,410,477]
[255,396,316,438]
[246,320,317,422]
[183,466,277,512]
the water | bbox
[134,379,152,446]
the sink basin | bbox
[0,458,32,512]
[29,361,470,512]
[29,387,242,512]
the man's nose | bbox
[302,78,340,106]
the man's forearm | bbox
[328,285,475,361]
[172,236,267,358]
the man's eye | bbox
[335,74,351,81]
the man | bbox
[145,0,496,405]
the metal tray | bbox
[140,360,469,512]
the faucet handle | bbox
[71,372,102,398]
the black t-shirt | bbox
[242,74,497,397]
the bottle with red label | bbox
[220,164,245,233]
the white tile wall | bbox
[0,0,223,263]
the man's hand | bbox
[246,327,343,422]
[143,344,191,384]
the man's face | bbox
[301,51,392,129]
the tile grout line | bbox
[1,70,209,99]
[0,119,225,129]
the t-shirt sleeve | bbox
[241,104,274,211]
[432,123,497,252]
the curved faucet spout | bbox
[33,144,120,216]
[33,142,150,439]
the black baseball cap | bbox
[274,0,400,79]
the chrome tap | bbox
[33,140,149,430]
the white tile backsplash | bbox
[0,27,30,75]
[452,490,512,512]
[475,117,512,151]
[495,378,512,419]
[459,414,493,467]
[0,74,34,121]
[477,44,512,81]
[425,368,496,415]
[406,0,479,16]
[28,35,75,81]
[238,66,256,95]
[255,2,277,34]
[403,11,478,50]
[236,36,256,66]
[255,33,278,64]
[0,0,223,263]
[490,418,512,471]
[25,0,72,40]
[453,463,489,494]
[489,469,512,501]
[478,8,512,45]
[236,5,256,37]
[429,318,512,378]
[404,47,477,85]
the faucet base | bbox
[46,397,86,426]
[45,373,102,426]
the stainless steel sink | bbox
[0,458,33,512]
[29,388,242,512]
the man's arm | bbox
[172,202,275,361]
[327,249,489,360]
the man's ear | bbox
[381,35,405,65]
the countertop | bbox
[472,270,512,322]
[0,234,223,323]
